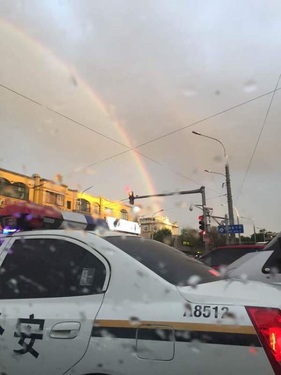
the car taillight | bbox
[246,306,281,374]
[208,268,220,277]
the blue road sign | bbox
[218,224,244,234]
[218,225,226,234]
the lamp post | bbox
[241,216,257,243]
[192,131,235,243]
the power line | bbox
[235,74,281,204]
[0,83,130,150]
[1,81,279,196]
[0,82,206,187]
[62,86,281,183]
[1,82,280,156]
[0,82,219,189]
[132,88,281,150]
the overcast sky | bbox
[0,0,281,235]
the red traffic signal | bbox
[198,215,205,231]
[128,191,135,205]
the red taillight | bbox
[269,327,281,361]
[208,268,220,277]
[246,306,281,374]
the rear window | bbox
[104,236,220,286]
[200,247,261,267]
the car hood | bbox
[177,278,281,308]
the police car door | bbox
[0,234,109,375]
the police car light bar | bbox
[0,202,109,233]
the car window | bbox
[104,236,220,286]
[0,238,107,299]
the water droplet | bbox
[187,275,201,288]
[190,339,201,353]
[70,74,78,87]
[49,245,56,253]
[243,80,257,93]
[183,88,198,97]
[218,265,227,277]
[129,316,140,326]
[79,312,87,322]
[50,128,59,136]
[222,312,238,326]
[249,346,257,355]
[184,303,192,316]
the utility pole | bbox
[225,160,235,243]
[200,186,209,253]
[192,131,235,244]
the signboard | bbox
[218,224,244,234]
[106,217,141,235]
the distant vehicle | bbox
[226,233,281,285]
[199,244,265,270]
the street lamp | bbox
[192,131,235,243]
[152,209,164,217]
[241,216,257,243]
[204,169,225,177]
[204,169,226,189]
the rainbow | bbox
[0,18,160,213]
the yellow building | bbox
[0,168,133,223]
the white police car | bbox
[0,203,281,375]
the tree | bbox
[208,225,228,248]
[153,228,174,246]
[179,227,201,248]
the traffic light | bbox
[128,191,135,205]
[198,215,205,231]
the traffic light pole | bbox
[225,161,235,244]
[129,187,206,201]
[129,186,209,253]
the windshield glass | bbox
[105,236,220,285]
[1,2,281,374]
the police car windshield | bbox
[104,236,220,286]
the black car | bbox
[199,244,265,270]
